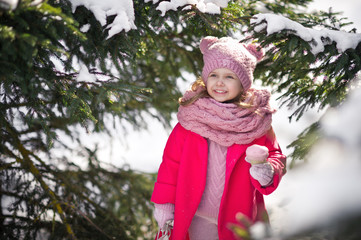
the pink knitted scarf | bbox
[177,88,275,147]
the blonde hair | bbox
[179,77,256,108]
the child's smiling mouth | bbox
[214,89,227,94]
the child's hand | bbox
[246,145,274,186]
[154,203,174,229]
[249,162,274,186]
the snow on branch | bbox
[251,13,361,55]
[146,0,229,16]
[69,0,136,38]
[69,0,229,38]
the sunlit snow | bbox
[69,0,137,38]
[251,13,361,54]
[69,0,230,37]
[262,84,361,238]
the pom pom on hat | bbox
[200,36,264,91]
[246,43,265,61]
[200,36,218,54]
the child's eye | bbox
[226,75,235,79]
[209,74,217,77]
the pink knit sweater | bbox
[195,139,227,223]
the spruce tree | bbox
[1,0,360,239]
[248,8,361,166]
[0,0,242,239]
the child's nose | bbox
[216,79,224,86]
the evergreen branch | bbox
[287,121,321,167]
[64,203,115,240]
[1,116,77,240]
[1,214,55,223]
[0,160,17,170]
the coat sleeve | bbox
[151,123,187,204]
[250,127,287,195]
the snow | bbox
[69,0,230,38]
[307,0,361,31]
[153,0,230,16]
[76,63,97,83]
[263,85,361,237]
[80,24,90,33]
[67,0,361,53]
[69,0,137,38]
[251,13,361,54]
[0,0,18,10]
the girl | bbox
[151,36,286,240]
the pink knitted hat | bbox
[200,36,264,91]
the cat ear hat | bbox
[200,36,264,91]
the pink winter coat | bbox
[151,123,286,240]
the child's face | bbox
[206,68,243,103]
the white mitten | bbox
[154,203,175,229]
[246,144,274,186]
[249,162,274,186]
